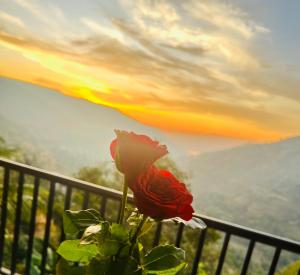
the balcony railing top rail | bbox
[0,157,299,275]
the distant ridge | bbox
[190,136,300,240]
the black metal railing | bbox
[0,157,299,275]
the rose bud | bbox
[110,130,168,188]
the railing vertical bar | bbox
[40,180,56,275]
[240,239,255,275]
[268,247,281,275]
[191,228,207,275]
[82,191,90,209]
[64,185,72,210]
[10,172,25,274]
[100,196,107,218]
[152,222,163,247]
[60,185,72,242]
[175,223,185,248]
[0,168,10,267]
[25,176,40,275]
[215,233,231,275]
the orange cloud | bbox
[120,108,285,141]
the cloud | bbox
[12,0,40,18]
[11,0,68,37]
[184,0,270,39]
[0,10,25,28]
[126,0,180,23]
[81,17,125,43]
[0,27,69,55]
[120,0,268,71]
[1,0,300,140]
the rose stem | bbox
[118,175,128,225]
[129,215,148,255]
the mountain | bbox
[0,77,243,173]
[190,137,300,241]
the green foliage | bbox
[0,136,17,158]
[197,263,208,275]
[56,258,86,275]
[111,223,129,242]
[127,209,155,238]
[57,240,99,264]
[143,245,187,274]
[277,260,300,275]
[85,259,110,275]
[75,165,123,191]
[63,209,103,237]
[108,257,141,275]
[57,209,188,274]
[0,137,59,274]
[80,223,109,245]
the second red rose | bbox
[132,166,194,221]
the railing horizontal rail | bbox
[194,214,300,254]
[0,157,133,202]
[1,157,299,275]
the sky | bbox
[0,0,300,141]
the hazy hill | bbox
[0,77,164,172]
[190,137,300,240]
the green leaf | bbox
[86,258,111,275]
[87,257,142,275]
[80,222,109,245]
[143,245,186,273]
[56,258,86,275]
[145,263,187,274]
[119,244,131,258]
[98,240,121,257]
[128,212,153,239]
[127,209,140,227]
[139,219,154,238]
[57,240,99,264]
[111,223,129,242]
[63,209,103,237]
[138,242,144,252]
[110,257,142,275]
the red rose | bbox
[132,166,194,221]
[110,130,168,187]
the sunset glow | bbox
[1,0,300,140]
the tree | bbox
[277,260,300,275]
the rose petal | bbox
[110,138,118,159]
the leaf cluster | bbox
[57,209,187,275]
